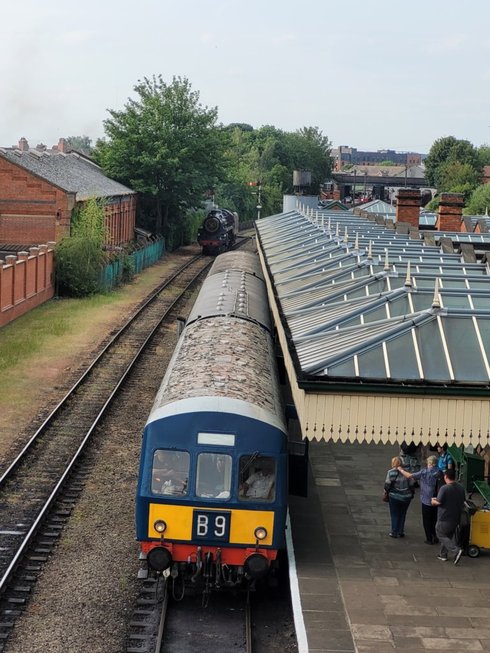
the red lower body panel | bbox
[140,541,278,564]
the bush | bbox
[55,237,105,296]
[55,198,107,297]
[121,254,135,283]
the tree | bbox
[425,136,481,188]
[464,184,490,216]
[66,135,93,156]
[478,144,490,167]
[55,198,107,296]
[214,124,332,220]
[438,160,481,200]
[96,76,226,240]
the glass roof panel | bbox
[362,305,390,323]
[438,294,471,310]
[356,346,387,378]
[388,295,414,317]
[410,293,435,311]
[326,359,356,377]
[439,278,471,289]
[474,317,490,371]
[415,320,451,382]
[386,332,420,380]
[441,317,488,382]
[471,296,490,310]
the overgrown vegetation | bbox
[55,197,107,297]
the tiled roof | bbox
[0,148,135,200]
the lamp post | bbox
[257,182,262,221]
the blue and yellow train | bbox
[135,250,289,592]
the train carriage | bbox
[135,250,288,592]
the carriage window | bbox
[239,455,276,501]
[152,450,189,496]
[196,453,232,499]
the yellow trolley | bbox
[467,481,490,558]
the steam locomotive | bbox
[135,250,289,596]
[197,208,239,254]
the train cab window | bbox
[196,453,232,499]
[152,450,189,496]
[239,455,276,502]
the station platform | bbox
[288,440,490,653]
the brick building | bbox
[332,145,422,171]
[0,138,136,247]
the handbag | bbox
[383,470,399,502]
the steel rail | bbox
[154,577,170,653]
[0,254,204,489]
[0,259,212,597]
[245,590,253,653]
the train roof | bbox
[187,270,271,330]
[208,250,265,281]
[147,316,285,431]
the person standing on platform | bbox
[431,468,465,564]
[384,456,414,538]
[436,444,454,473]
[397,455,440,544]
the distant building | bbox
[0,138,136,247]
[332,145,423,171]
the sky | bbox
[1,0,489,155]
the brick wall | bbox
[0,243,55,327]
[0,157,72,242]
[436,192,464,232]
[395,188,420,228]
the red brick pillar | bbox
[436,193,464,232]
[29,248,40,293]
[5,255,16,308]
[395,188,420,228]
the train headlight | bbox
[154,520,167,534]
[254,527,267,541]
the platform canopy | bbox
[256,207,490,448]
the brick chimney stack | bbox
[18,137,29,151]
[436,193,464,232]
[57,138,67,153]
[395,188,420,228]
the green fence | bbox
[100,239,165,291]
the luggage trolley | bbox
[467,481,490,558]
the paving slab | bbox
[289,439,490,652]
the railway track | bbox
[127,580,254,653]
[0,251,213,647]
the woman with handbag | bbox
[384,456,415,538]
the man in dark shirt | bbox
[431,468,465,564]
